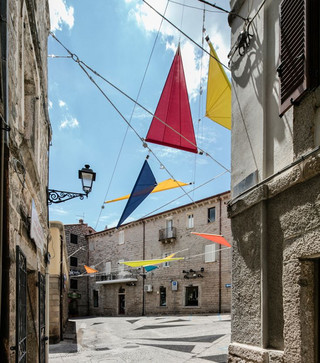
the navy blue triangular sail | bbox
[117,160,157,228]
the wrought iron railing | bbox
[159,227,177,241]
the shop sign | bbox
[68,292,81,299]
[30,200,45,253]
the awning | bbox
[95,278,138,285]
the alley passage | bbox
[49,314,230,362]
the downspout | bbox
[261,199,268,348]
[45,243,50,362]
[59,235,63,341]
[86,238,89,315]
[218,197,222,314]
[142,221,145,316]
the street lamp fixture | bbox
[79,164,96,195]
[48,164,96,204]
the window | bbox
[70,233,78,244]
[93,290,99,307]
[118,259,124,273]
[70,257,78,267]
[118,230,124,245]
[185,286,198,306]
[105,261,111,274]
[160,286,166,306]
[208,207,216,223]
[70,279,78,289]
[163,253,170,267]
[205,244,216,263]
[279,0,319,116]
[187,214,194,228]
[165,219,174,238]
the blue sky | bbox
[48,0,231,230]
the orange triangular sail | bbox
[145,45,197,153]
[84,265,98,274]
[191,233,231,247]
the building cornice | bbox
[88,190,230,239]
[228,148,320,218]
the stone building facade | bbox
[64,220,95,316]
[228,0,320,362]
[48,222,69,344]
[87,191,232,317]
[0,1,51,362]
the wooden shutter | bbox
[279,0,307,116]
[279,0,319,116]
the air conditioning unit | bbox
[144,284,153,292]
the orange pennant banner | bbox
[191,233,231,247]
[84,265,98,274]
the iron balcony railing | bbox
[159,227,177,242]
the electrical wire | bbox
[197,0,246,20]
[168,0,224,13]
[247,0,267,28]
[94,1,170,230]
[142,0,230,70]
[192,7,206,198]
[142,170,228,218]
[50,33,198,210]
[49,32,230,175]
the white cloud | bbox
[126,1,230,101]
[58,99,66,108]
[48,100,53,109]
[49,0,74,32]
[59,116,79,129]
[155,146,182,159]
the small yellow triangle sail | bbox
[120,256,184,268]
[105,179,190,204]
[84,265,98,274]
[205,36,231,130]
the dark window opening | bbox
[70,257,78,267]
[208,207,216,223]
[93,290,99,307]
[70,279,78,290]
[185,286,198,306]
[160,286,166,306]
[70,234,78,244]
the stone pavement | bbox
[49,314,230,362]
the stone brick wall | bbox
[88,192,232,317]
[64,220,95,316]
[2,1,51,361]
[49,275,60,343]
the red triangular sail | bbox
[146,46,197,153]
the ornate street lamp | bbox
[48,164,96,204]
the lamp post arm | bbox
[47,189,87,205]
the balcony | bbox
[159,227,177,243]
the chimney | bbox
[79,219,84,224]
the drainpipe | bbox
[261,199,268,348]
[142,221,145,316]
[59,235,63,341]
[218,197,222,314]
[45,238,50,363]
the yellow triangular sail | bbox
[120,256,184,268]
[205,37,231,130]
[105,179,190,204]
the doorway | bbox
[118,287,125,315]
